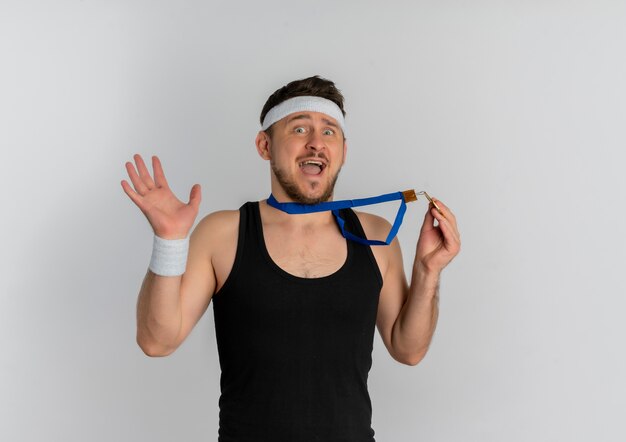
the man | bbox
[121,75,461,441]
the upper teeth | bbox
[301,160,323,167]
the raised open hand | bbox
[121,154,201,239]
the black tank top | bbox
[212,201,383,442]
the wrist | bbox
[154,230,189,240]
[149,234,190,276]
[413,262,440,288]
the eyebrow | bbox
[286,113,339,129]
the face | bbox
[256,111,347,204]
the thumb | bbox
[188,184,202,209]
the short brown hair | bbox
[260,75,346,136]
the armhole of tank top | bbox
[212,203,247,299]
[345,208,384,287]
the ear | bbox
[341,139,348,166]
[255,131,271,160]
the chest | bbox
[262,223,348,279]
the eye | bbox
[294,127,306,134]
[323,129,334,136]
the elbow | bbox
[404,354,425,366]
[136,335,176,357]
[141,347,175,358]
[394,349,427,366]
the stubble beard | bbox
[271,161,341,205]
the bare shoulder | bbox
[189,209,241,293]
[191,209,240,255]
[353,210,396,277]
[353,210,392,240]
[194,209,240,233]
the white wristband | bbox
[149,235,190,276]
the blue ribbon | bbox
[266,191,408,246]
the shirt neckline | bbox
[253,201,353,283]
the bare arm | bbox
[121,154,216,357]
[135,212,228,356]
[390,264,440,365]
[373,197,461,365]
[135,271,184,356]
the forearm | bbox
[136,270,183,356]
[391,264,440,365]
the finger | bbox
[125,160,150,195]
[152,155,170,189]
[420,202,437,234]
[121,179,147,211]
[430,198,456,222]
[188,184,202,209]
[431,206,460,245]
[431,198,460,239]
[134,154,156,189]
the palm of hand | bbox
[141,186,197,238]
[121,154,202,239]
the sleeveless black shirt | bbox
[212,201,383,442]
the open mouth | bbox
[299,160,326,176]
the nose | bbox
[306,130,325,152]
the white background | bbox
[1,1,625,441]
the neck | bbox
[264,188,337,226]
[261,199,335,228]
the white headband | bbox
[261,95,346,135]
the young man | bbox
[121,76,461,441]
